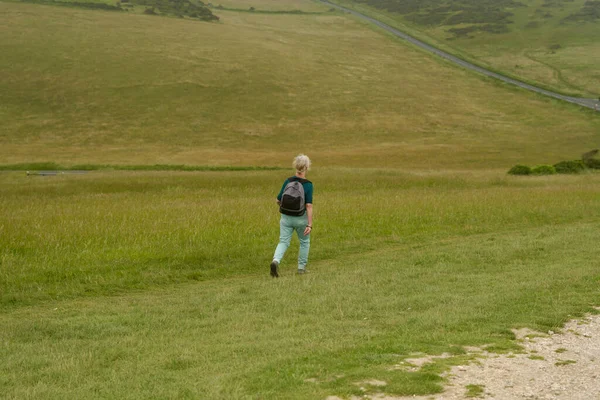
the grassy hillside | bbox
[1,1,599,170]
[333,0,600,97]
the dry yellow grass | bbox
[534,43,600,94]
[1,2,599,170]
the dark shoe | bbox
[270,260,279,278]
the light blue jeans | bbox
[273,214,310,270]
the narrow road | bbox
[323,0,599,110]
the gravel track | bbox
[322,0,599,111]
[325,311,600,400]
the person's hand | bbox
[303,225,312,236]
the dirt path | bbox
[321,0,599,111]
[327,310,600,400]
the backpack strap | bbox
[289,176,311,184]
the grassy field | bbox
[2,169,600,398]
[3,168,599,307]
[2,0,600,398]
[332,0,600,97]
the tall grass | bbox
[2,169,600,308]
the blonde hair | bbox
[293,154,311,173]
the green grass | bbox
[555,347,568,353]
[466,384,485,398]
[528,355,545,360]
[555,359,577,366]
[332,0,600,97]
[2,169,600,397]
[3,168,600,307]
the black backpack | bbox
[279,177,310,216]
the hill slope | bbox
[332,0,600,97]
[1,1,599,169]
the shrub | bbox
[582,149,599,161]
[447,25,479,37]
[584,158,600,169]
[582,149,600,169]
[563,0,600,23]
[480,23,510,34]
[554,160,585,174]
[508,165,531,175]
[531,165,556,175]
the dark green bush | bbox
[133,0,219,20]
[447,25,479,37]
[480,23,510,34]
[508,165,532,175]
[554,160,585,174]
[531,165,556,175]
[563,0,600,23]
[584,158,600,169]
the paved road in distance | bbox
[323,0,599,111]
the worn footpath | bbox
[327,310,600,400]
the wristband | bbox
[307,225,312,228]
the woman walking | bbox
[270,154,313,277]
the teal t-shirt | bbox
[277,177,313,204]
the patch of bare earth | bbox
[327,310,600,400]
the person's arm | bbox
[303,204,313,236]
